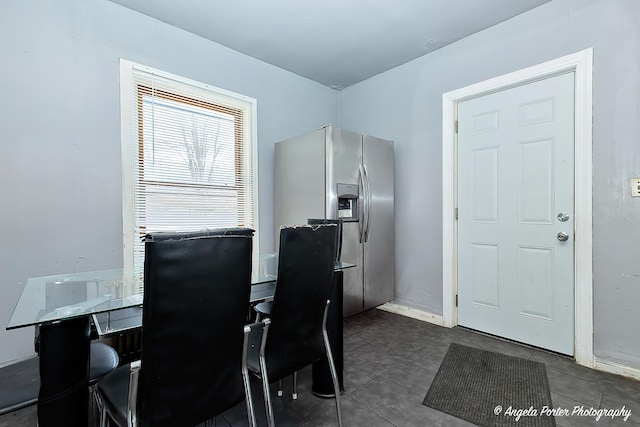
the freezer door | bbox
[326,127,362,221]
[274,129,326,248]
[326,127,364,317]
[362,135,394,310]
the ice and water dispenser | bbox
[337,183,358,222]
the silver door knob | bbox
[557,213,570,222]
[557,232,569,242]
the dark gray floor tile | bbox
[551,393,606,427]
[531,350,595,372]
[342,356,388,394]
[280,387,339,421]
[200,416,231,426]
[598,372,640,399]
[377,359,438,397]
[0,404,36,427]
[350,376,475,427]
[296,395,395,427]
[395,344,447,373]
[344,341,407,369]
[530,350,615,385]
[2,309,640,427]
[599,392,640,425]
[263,367,345,421]
[544,365,604,407]
[222,377,305,427]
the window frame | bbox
[120,59,259,272]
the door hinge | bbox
[455,294,458,307]
[455,208,458,220]
[454,120,458,133]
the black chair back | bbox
[137,227,253,427]
[307,219,342,262]
[264,224,338,381]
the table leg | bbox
[37,316,90,427]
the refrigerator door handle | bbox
[358,163,366,243]
[363,163,372,242]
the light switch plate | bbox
[630,178,640,197]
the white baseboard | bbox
[593,358,640,381]
[377,302,445,327]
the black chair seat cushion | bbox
[96,365,130,427]
[89,342,119,385]
[254,301,272,318]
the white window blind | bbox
[120,60,258,278]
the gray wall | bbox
[2,0,638,372]
[340,0,640,369]
[0,0,338,365]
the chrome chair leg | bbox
[322,301,342,427]
[100,403,108,427]
[259,357,275,427]
[292,372,298,400]
[257,319,275,427]
[90,385,99,427]
[92,383,109,427]
[242,325,257,427]
[277,379,283,397]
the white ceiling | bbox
[108,0,552,90]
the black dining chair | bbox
[89,341,120,424]
[96,228,258,427]
[247,224,342,427]
[253,218,343,399]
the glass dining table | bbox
[6,253,354,424]
[8,254,355,331]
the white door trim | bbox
[442,48,593,367]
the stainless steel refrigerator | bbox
[274,125,394,317]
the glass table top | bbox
[6,254,354,330]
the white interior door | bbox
[457,72,575,355]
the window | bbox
[120,60,258,276]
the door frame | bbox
[442,48,593,367]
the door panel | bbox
[518,246,553,319]
[470,243,498,308]
[457,72,575,355]
[518,138,554,223]
[471,147,499,222]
